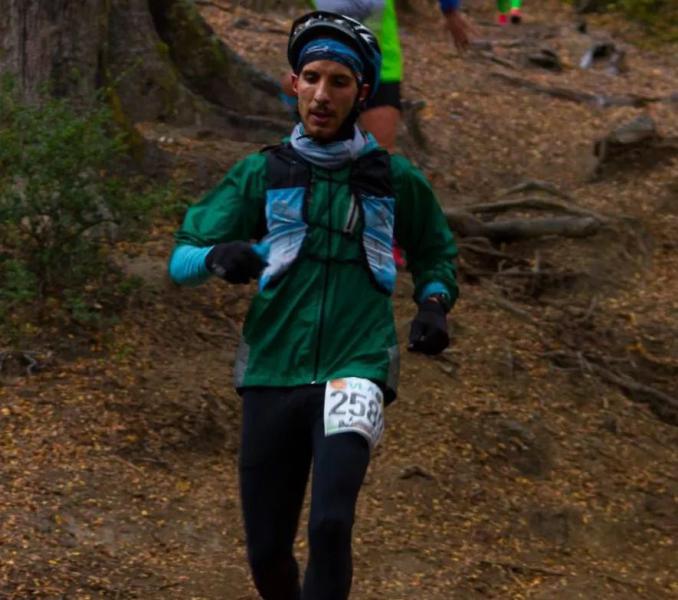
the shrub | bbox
[0,79,159,332]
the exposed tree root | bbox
[479,559,567,577]
[479,284,541,326]
[194,0,230,10]
[446,211,602,241]
[470,253,676,426]
[477,50,520,70]
[0,350,42,376]
[447,180,609,241]
[593,115,678,177]
[461,196,609,223]
[457,239,522,262]
[490,71,673,108]
[545,351,678,426]
[497,180,577,202]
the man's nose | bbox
[313,79,330,103]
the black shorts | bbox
[365,81,402,111]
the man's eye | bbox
[303,73,318,83]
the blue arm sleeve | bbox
[417,281,452,307]
[439,0,461,12]
[168,245,213,286]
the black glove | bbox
[205,242,266,284]
[408,298,449,355]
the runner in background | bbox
[309,0,474,151]
[497,0,522,25]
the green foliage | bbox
[0,78,162,333]
[158,186,192,221]
[0,259,38,304]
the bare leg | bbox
[280,71,295,97]
[359,105,401,152]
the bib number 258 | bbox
[324,378,385,450]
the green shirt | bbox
[313,0,404,82]
[369,0,403,82]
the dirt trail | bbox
[1,1,677,598]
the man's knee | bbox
[359,106,401,151]
[308,513,353,551]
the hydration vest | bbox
[258,143,397,295]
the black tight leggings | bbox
[239,385,370,600]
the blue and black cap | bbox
[288,11,382,100]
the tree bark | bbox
[0,0,288,136]
[0,0,108,102]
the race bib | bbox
[324,378,385,450]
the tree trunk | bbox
[0,0,288,137]
[0,0,108,101]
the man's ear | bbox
[358,83,370,103]
[291,73,299,95]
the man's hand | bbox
[407,298,450,355]
[205,242,266,284]
[444,10,473,52]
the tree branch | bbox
[544,351,678,425]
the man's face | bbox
[292,60,369,141]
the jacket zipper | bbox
[313,173,332,383]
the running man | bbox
[497,0,523,25]
[314,0,473,150]
[169,11,458,599]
